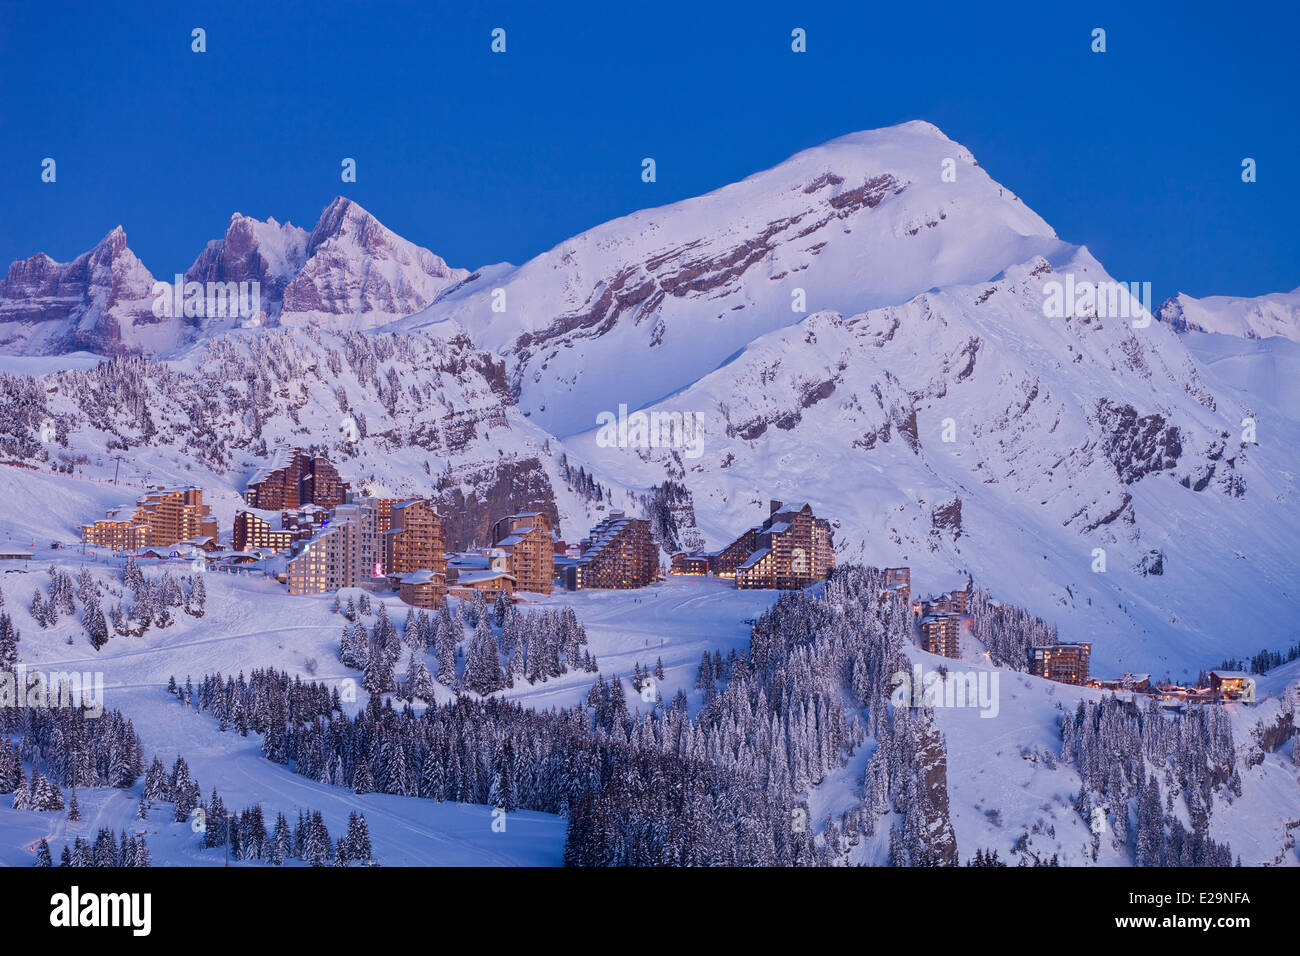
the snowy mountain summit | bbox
[0,225,167,356]
[396,120,1071,437]
[278,197,468,332]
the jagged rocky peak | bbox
[0,225,181,357]
[1,197,471,354]
[184,213,309,316]
[278,196,469,330]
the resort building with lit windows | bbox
[710,500,835,590]
[82,487,218,551]
[491,512,555,595]
[563,512,658,590]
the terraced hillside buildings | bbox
[491,512,554,595]
[82,487,218,550]
[245,447,350,511]
[563,512,658,590]
[711,500,835,590]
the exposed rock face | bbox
[1253,710,1296,754]
[1179,434,1247,498]
[1094,399,1182,484]
[0,227,183,356]
[912,710,959,866]
[1157,296,1190,334]
[278,197,468,330]
[514,173,907,356]
[1135,549,1165,576]
[931,496,963,539]
[6,329,573,548]
[434,457,560,551]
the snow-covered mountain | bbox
[1158,287,1300,342]
[564,243,1300,675]
[394,121,1070,437]
[0,198,468,357]
[0,226,181,356]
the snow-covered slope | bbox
[394,121,1069,437]
[0,467,566,867]
[1,328,615,549]
[1158,288,1300,342]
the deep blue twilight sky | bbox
[1,0,1296,304]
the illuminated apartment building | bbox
[1207,670,1255,701]
[491,512,555,595]
[397,568,449,609]
[384,499,444,574]
[281,505,326,543]
[81,518,148,552]
[82,487,218,550]
[920,613,961,659]
[232,511,294,553]
[714,501,835,590]
[918,589,969,618]
[707,528,758,579]
[884,567,911,608]
[284,497,435,596]
[384,499,447,608]
[334,499,399,583]
[563,512,657,590]
[670,550,710,575]
[446,568,517,604]
[1029,642,1092,685]
[285,520,357,594]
